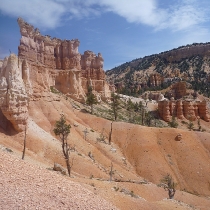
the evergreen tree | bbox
[54,114,72,176]
[188,120,194,131]
[168,116,178,128]
[160,174,177,199]
[86,86,98,114]
[111,92,121,121]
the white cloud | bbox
[0,0,209,32]
[0,0,65,28]
[96,0,166,27]
[157,0,208,31]
[95,0,209,32]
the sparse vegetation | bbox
[50,86,60,94]
[168,116,178,128]
[86,86,98,114]
[97,128,107,144]
[197,119,201,131]
[53,114,72,176]
[110,93,121,121]
[188,120,194,131]
[160,174,177,199]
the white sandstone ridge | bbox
[0,54,32,131]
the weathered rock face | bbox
[0,54,31,131]
[158,99,210,122]
[176,100,184,120]
[17,17,110,101]
[172,82,187,99]
[81,51,105,80]
[0,18,112,131]
[158,100,171,122]
[197,101,210,121]
[149,73,163,87]
[55,70,86,100]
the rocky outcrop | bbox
[0,18,112,131]
[55,70,86,100]
[0,54,31,131]
[197,100,210,121]
[164,82,187,100]
[158,100,171,122]
[172,82,187,99]
[149,73,163,87]
[81,51,105,80]
[17,17,110,101]
[158,99,210,122]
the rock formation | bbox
[0,18,112,131]
[158,98,210,122]
[0,54,31,131]
[171,82,187,99]
[81,51,105,80]
[149,73,163,87]
[17,17,110,101]
[197,100,210,121]
[158,100,171,122]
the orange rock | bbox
[172,82,187,99]
[183,100,197,121]
[158,100,171,122]
[158,99,210,122]
[197,100,210,122]
[17,17,111,101]
[149,73,163,87]
[176,100,184,120]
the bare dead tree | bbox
[22,125,27,160]
[83,128,89,140]
[109,162,114,181]
[108,121,113,145]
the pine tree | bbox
[111,92,120,121]
[54,114,72,176]
[160,174,177,199]
[86,86,98,114]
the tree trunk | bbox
[168,189,175,199]
[91,104,93,114]
[109,121,113,145]
[142,109,144,125]
[22,126,27,160]
[65,157,71,177]
[109,162,113,181]
[65,143,71,176]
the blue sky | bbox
[1,0,210,70]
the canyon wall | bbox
[17,17,110,101]
[0,18,112,132]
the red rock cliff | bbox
[17,17,111,101]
